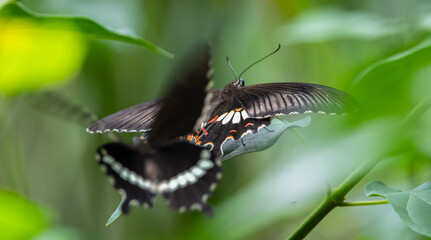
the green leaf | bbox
[32,227,82,240]
[0,17,87,95]
[220,116,311,161]
[365,181,431,237]
[0,2,173,58]
[352,37,431,118]
[0,189,48,239]
[278,8,400,45]
[106,196,125,226]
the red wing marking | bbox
[245,123,254,127]
[235,108,243,111]
[208,115,219,124]
[230,129,237,133]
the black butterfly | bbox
[94,46,221,216]
[88,46,357,160]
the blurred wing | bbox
[87,99,163,133]
[237,82,358,118]
[97,141,221,216]
[148,45,213,146]
[97,142,156,214]
[154,141,221,216]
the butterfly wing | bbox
[236,82,357,118]
[87,99,163,133]
[153,141,221,215]
[97,142,156,214]
[190,82,356,158]
[97,141,220,215]
[148,45,213,146]
[193,110,272,159]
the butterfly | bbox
[94,45,221,216]
[88,45,357,160]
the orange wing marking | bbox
[245,123,254,127]
[208,115,219,124]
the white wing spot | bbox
[241,110,249,120]
[191,166,205,177]
[198,159,214,169]
[177,175,187,187]
[178,206,186,213]
[157,181,168,193]
[102,155,115,164]
[130,199,139,206]
[120,168,130,180]
[202,194,209,202]
[191,203,202,211]
[216,172,223,180]
[184,172,197,184]
[232,112,241,124]
[112,162,122,173]
[138,177,151,190]
[168,179,179,191]
[129,172,138,184]
[200,150,211,160]
[217,112,228,122]
[222,111,235,125]
[100,165,107,172]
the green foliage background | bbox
[1,0,431,239]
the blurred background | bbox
[1,0,431,239]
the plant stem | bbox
[286,156,382,240]
[339,200,389,207]
[287,100,428,240]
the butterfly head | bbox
[234,78,245,88]
[227,44,281,89]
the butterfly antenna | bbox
[226,56,239,80]
[238,44,281,79]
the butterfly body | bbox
[93,45,222,216]
[88,80,357,160]
[88,45,358,219]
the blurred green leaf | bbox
[0,2,173,58]
[365,181,431,237]
[0,18,87,95]
[352,37,431,118]
[32,227,82,240]
[0,189,48,240]
[278,8,400,45]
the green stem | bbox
[339,200,389,207]
[287,99,429,240]
[286,156,382,240]
[401,99,430,125]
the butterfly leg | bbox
[263,126,274,133]
[241,138,246,147]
